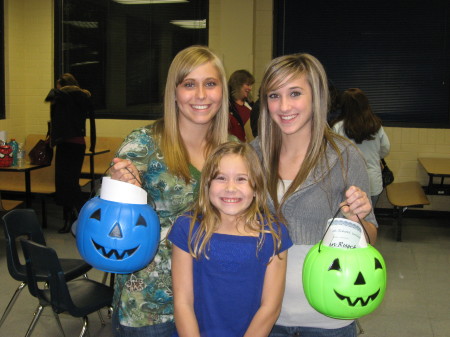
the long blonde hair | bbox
[187,142,283,259]
[258,53,343,211]
[156,45,229,182]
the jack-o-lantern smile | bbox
[92,239,138,260]
[334,288,380,307]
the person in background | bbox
[45,73,96,234]
[327,80,342,124]
[228,69,255,142]
[169,141,292,337]
[250,89,261,137]
[108,45,230,337]
[331,88,391,207]
[251,53,377,337]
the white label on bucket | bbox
[322,218,368,249]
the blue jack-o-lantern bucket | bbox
[76,177,160,273]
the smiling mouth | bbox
[334,289,380,307]
[192,104,210,110]
[221,197,241,203]
[280,114,297,121]
[92,239,138,260]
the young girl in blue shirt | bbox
[169,141,293,337]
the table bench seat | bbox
[386,181,430,241]
[418,157,450,195]
[0,197,24,212]
[81,136,123,177]
[0,175,91,194]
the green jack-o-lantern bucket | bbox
[76,177,160,273]
[303,215,387,319]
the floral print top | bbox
[112,124,200,327]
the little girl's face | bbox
[209,154,254,224]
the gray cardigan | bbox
[251,137,377,245]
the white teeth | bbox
[192,105,208,109]
[280,115,296,120]
[222,198,240,203]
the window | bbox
[55,0,208,120]
[274,0,450,128]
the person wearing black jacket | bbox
[45,73,96,233]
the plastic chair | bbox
[0,209,92,329]
[20,239,114,337]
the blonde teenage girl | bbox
[252,53,377,337]
[108,45,230,337]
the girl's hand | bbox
[109,158,142,187]
[340,185,372,223]
[340,185,378,244]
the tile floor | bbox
[0,197,449,336]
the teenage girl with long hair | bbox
[108,45,230,337]
[252,53,377,337]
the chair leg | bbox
[41,196,47,228]
[101,272,109,284]
[52,311,66,337]
[101,272,115,319]
[97,308,106,326]
[79,316,90,337]
[107,306,114,319]
[0,282,27,328]
[394,206,406,242]
[24,304,44,337]
[82,271,105,325]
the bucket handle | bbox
[318,204,370,252]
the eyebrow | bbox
[214,171,249,176]
[183,77,219,82]
[269,85,303,92]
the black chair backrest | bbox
[2,209,46,281]
[20,239,74,314]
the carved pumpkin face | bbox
[0,145,13,167]
[303,242,387,319]
[76,196,160,273]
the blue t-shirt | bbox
[168,214,293,337]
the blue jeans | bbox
[269,321,356,337]
[112,311,175,337]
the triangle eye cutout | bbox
[329,258,341,271]
[90,209,101,221]
[135,214,147,227]
[375,258,383,270]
